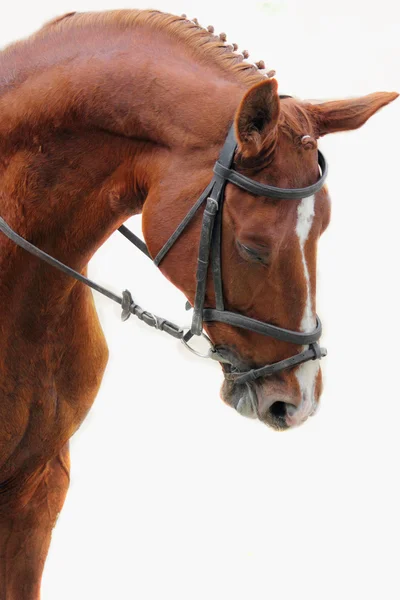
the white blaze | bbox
[295,195,315,332]
[291,195,319,425]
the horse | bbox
[0,9,397,599]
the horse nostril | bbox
[268,401,299,420]
[268,401,288,419]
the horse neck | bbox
[0,20,248,150]
[0,24,248,323]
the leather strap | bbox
[153,182,213,266]
[190,124,237,334]
[210,200,224,311]
[0,217,184,340]
[118,225,152,259]
[191,194,219,335]
[0,218,122,305]
[213,150,327,200]
[208,124,238,313]
[203,309,322,344]
[226,344,327,385]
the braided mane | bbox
[36,9,274,87]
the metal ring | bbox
[181,329,216,359]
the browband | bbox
[213,150,327,200]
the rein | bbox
[0,120,328,386]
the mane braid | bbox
[36,9,269,88]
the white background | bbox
[1,1,400,599]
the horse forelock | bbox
[279,101,317,146]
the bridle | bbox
[148,121,328,385]
[0,112,328,388]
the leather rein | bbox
[0,120,328,386]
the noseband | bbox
[0,116,328,386]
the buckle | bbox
[121,290,133,322]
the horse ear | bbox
[234,79,280,157]
[309,91,398,137]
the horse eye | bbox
[236,241,271,265]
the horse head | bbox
[143,78,397,430]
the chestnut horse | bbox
[0,9,397,599]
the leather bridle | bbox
[0,116,328,387]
